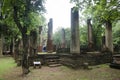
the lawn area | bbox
[1,65,120,80]
[0,57,16,79]
[0,57,120,80]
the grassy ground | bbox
[0,57,16,80]
[0,57,120,80]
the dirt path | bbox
[1,65,120,80]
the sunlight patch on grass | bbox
[89,64,109,69]
[0,57,16,75]
[37,52,56,54]
[37,52,48,54]
[60,66,71,71]
[99,64,109,68]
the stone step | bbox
[47,61,59,64]
[46,59,60,62]
[45,55,60,66]
[46,59,60,64]
[45,56,60,59]
[48,64,62,67]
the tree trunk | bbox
[22,31,30,74]
[105,20,113,53]
[101,36,106,51]
[10,38,14,55]
[0,35,3,56]
[14,39,21,63]
[13,6,30,74]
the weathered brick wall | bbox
[59,52,112,68]
[37,46,42,52]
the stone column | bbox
[47,18,53,52]
[101,35,106,51]
[87,19,94,50]
[61,28,65,48]
[105,21,113,52]
[70,7,80,54]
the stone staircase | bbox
[45,54,61,67]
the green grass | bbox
[0,57,16,75]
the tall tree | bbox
[2,0,45,74]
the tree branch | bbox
[13,6,23,32]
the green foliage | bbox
[92,18,105,48]
[113,20,120,46]
[53,28,62,46]
[1,0,46,34]
[0,0,46,48]
[84,0,119,22]
[70,0,92,10]
[93,0,119,22]
[27,13,46,34]
[65,28,71,47]
[79,26,87,45]
[53,27,71,48]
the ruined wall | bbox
[59,52,112,68]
